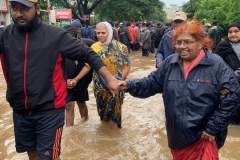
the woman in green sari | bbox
[91,22,131,129]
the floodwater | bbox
[0,51,239,160]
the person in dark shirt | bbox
[208,20,223,52]
[63,25,94,126]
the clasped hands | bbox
[67,77,127,96]
[107,79,128,97]
[67,79,77,89]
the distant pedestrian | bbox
[71,19,82,38]
[139,22,151,56]
[208,20,223,52]
[127,22,136,52]
[119,22,132,53]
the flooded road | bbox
[0,51,239,160]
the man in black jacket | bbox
[119,22,132,53]
[208,20,223,52]
[0,0,119,159]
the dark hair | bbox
[1,21,5,25]
[212,20,217,25]
[108,20,113,26]
[114,22,119,27]
[146,22,151,27]
[173,20,213,50]
[63,25,78,38]
[227,22,240,32]
[126,22,131,26]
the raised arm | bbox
[60,32,119,96]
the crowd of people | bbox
[0,0,240,159]
[70,18,171,57]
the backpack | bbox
[150,27,157,40]
[209,27,222,49]
[91,29,97,41]
[81,28,87,38]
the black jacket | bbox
[119,27,131,45]
[215,39,240,124]
[215,39,240,72]
[126,49,240,149]
[0,19,105,114]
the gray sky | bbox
[161,0,186,6]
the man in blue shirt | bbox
[155,12,187,67]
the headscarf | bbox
[96,22,113,46]
[215,22,240,62]
[227,22,240,32]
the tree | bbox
[39,0,166,25]
[39,0,104,24]
[182,0,200,14]
[194,0,240,31]
[94,0,165,23]
[146,7,166,24]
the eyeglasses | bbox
[175,40,197,46]
[96,32,106,35]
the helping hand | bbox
[107,77,120,97]
[118,80,128,90]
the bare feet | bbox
[81,116,89,120]
[110,120,120,130]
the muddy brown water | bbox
[0,51,239,160]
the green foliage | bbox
[94,0,165,23]
[38,0,47,9]
[194,0,240,31]
[47,0,105,24]
[146,7,166,24]
[182,0,200,13]
[38,0,165,24]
